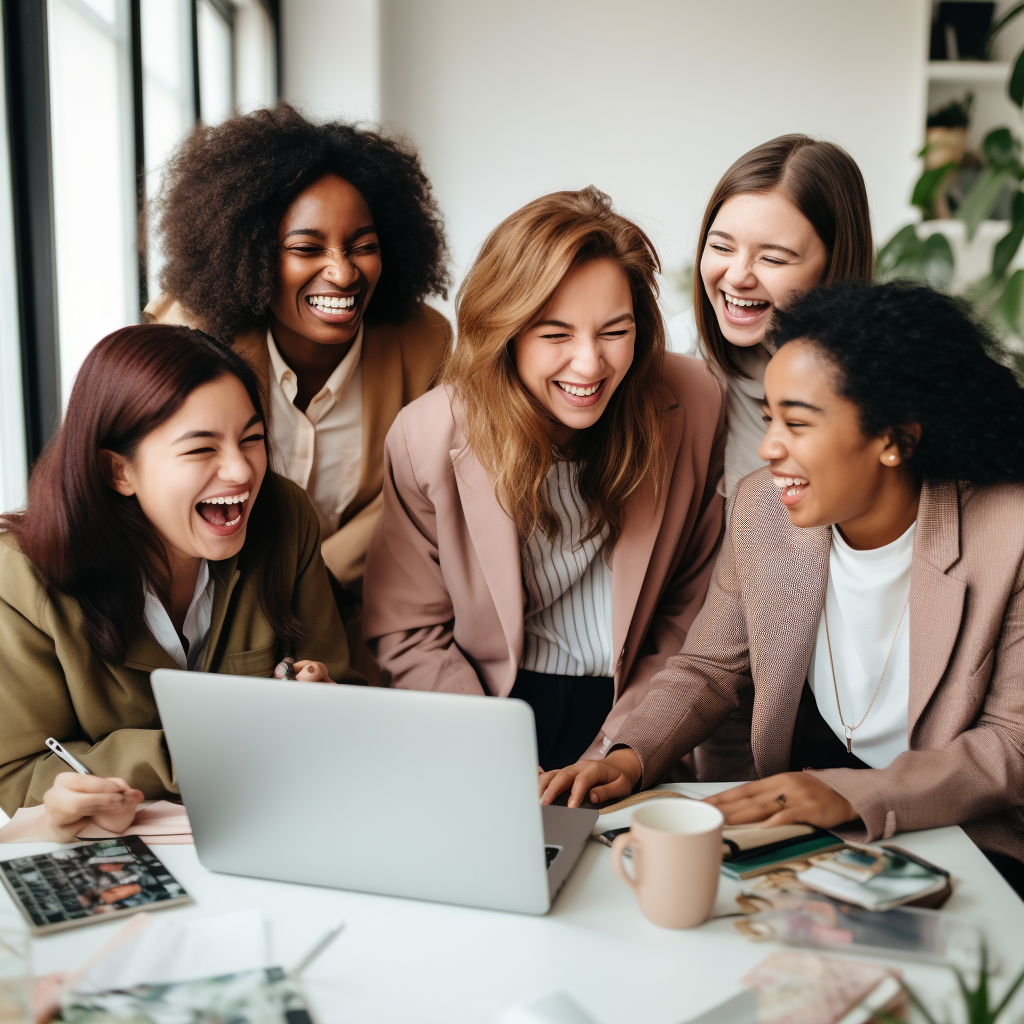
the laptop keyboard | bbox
[545,845,561,869]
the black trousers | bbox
[790,683,1024,899]
[509,668,614,772]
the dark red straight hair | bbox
[6,323,301,664]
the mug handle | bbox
[611,831,640,890]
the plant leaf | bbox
[960,168,1013,240]
[875,226,954,288]
[1011,49,1024,109]
[876,225,920,277]
[899,979,943,1024]
[984,128,1020,171]
[992,960,1024,1021]
[912,162,957,214]
[992,268,1024,335]
[988,0,1024,49]
[993,190,1024,278]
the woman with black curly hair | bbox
[146,103,451,674]
[540,278,1024,892]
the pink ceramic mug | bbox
[611,799,724,928]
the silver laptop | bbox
[151,671,598,914]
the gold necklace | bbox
[823,588,910,754]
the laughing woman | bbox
[693,135,873,494]
[147,104,451,676]
[540,279,1024,892]
[363,188,727,770]
[0,324,361,840]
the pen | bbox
[291,919,345,976]
[45,737,92,775]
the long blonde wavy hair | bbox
[442,187,669,548]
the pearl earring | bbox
[887,454,897,463]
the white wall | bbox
[284,0,930,321]
[282,0,380,121]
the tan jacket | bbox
[615,469,1024,861]
[362,353,727,756]
[144,295,452,591]
[0,475,361,814]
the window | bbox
[47,0,137,406]
[197,0,235,125]
[0,16,27,512]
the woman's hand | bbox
[538,748,643,808]
[704,772,858,829]
[41,773,144,843]
[293,660,334,683]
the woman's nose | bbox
[757,423,787,463]
[570,337,603,377]
[219,448,251,483]
[322,251,359,287]
[723,260,758,291]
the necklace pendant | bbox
[845,726,853,754]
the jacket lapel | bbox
[748,514,831,777]
[609,399,684,689]
[202,556,243,671]
[450,446,524,691]
[346,323,402,521]
[122,631,179,673]
[908,480,965,737]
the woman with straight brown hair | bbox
[0,323,360,840]
[362,187,727,770]
[694,134,874,494]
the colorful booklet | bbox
[0,835,191,935]
[61,966,312,1024]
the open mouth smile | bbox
[772,473,809,507]
[305,293,358,324]
[554,379,605,407]
[722,291,771,326]
[195,490,250,535]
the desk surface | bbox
[4,784,1024,1024]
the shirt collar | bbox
[266,323,364,404]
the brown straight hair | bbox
[5,324,302,664]
[694,134,874,378]
[443,186,669,548]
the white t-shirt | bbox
[143,559,214,670]
[807,522,915,768]
[519,462,614,677]
[266,326,363,540]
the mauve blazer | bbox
[362,353,727,756]
[615,469,1024,862]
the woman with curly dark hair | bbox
[146,103,451,674]
[540,278,1024,894]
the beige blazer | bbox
[615,469,1024,862]
[144,295,452,591]
[362,353,727,755]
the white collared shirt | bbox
[143,560,215,670]
[265,327,364,540]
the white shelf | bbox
[927,60,1010,83]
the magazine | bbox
[0,835,191,935]
[61,966,313,1024]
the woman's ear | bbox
[879,423,922,468]
[99,449,136,496]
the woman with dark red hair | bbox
[0,323,361,841]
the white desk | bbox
[4,786,1024,1024]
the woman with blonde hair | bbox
[694,135,873,495]
[363,187,727,769]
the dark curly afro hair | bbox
[767,278,1024,485]
[153,103,450,342]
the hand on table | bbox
[538,748,643,808]
[293,660,334,683]
[704,772,858,829]
[42,772,144,843]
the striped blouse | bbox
[519,461,614,677]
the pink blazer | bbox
[362,354,727,755]
[615,469,1024,862]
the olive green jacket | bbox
[0,475,361,814]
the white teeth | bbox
[724,293,769,308]
[198,491,249,506]
[307,294,355,312]
[773,476,807,489]
[557,381,600,397]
